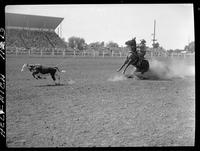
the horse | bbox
[117,38,149,77]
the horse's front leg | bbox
[117,57,129,72]
[122,60,132,74]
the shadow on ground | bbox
[35,83,67,87]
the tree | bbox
[68,36,86,50]
[106,41,119,48]
[61,38,68,46]
[100,41,105,47]
[89,41,104,49]
[152,42,159,48]
[184,41,195,53]
[167,49,173,53]
[174,49,183,53]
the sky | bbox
[5,4,194,50]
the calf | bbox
[21,64,66,85]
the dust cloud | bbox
[108,58,195,81]
[108,74,127,82]
[147,59,195,80]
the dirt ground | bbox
[6,56,195,147]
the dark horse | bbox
[117,38,149,76]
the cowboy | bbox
[137,39,146,66]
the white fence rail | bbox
[6,46,195,59]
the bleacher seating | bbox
[44,31,67,48]
[6,28,67,49]
[6,29,25,48]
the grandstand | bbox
[5,13,67,54]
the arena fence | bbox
[6,46,195,59]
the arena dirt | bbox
[6,56,195,147]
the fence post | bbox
[103,50,105,58]
[73,50,76,57]
[41,49,43,56]
[93,50,95,57]
[16,48,18,56]
[120,52,122,57]
[44,48,47,56]
[63,49,65,57]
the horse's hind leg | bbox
[132,71,140,80]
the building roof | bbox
[5,13,64,30]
